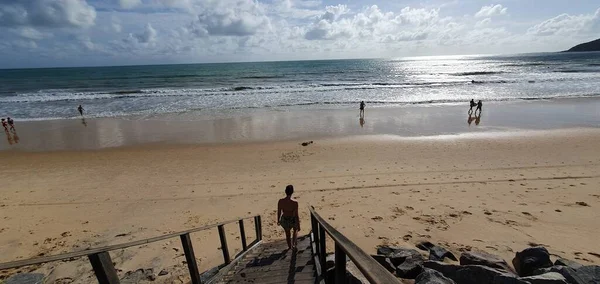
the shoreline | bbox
[2,97,600,152]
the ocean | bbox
[1,52,599,121]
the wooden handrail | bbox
[309,207,401,284]
[0,215,261,284]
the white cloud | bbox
[131,23,157,43]
[475,4,507,18]
[475,18,491,28]
[119,0,142,9]
[187,0,271,36]
[304,5,439,41]
[15,27,49,40]
[528,8,600,36]
[0,0,97,28]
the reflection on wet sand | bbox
[3,98,600,151]
[4,129,18,145]
[81,118,88,127]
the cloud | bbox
[475,18,491,28]
[304,5,439,41]
[475,4,507,18]
[119,0,142,9]
[187,0,271,36]
[15,27,50,40]
[528,8,600,36]
[0,0,97,28]
[131,23,157,43]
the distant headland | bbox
[565,38,600,52]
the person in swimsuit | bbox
[78,105,84,117]
[277,185,300,250]
[469,99,476,112]
[1,119,7,132]
[476,100,483,113]
[7,117,15,131]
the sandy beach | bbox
[1,117,599,282]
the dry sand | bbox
[1,128,599,282]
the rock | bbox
[553,258,583,270]
[415,241,457,262]
[575,265,600,283]
[423,261,460,279]
[396,254,425,279]
[415,268,456,284]
[461,251,516,273]
[429,245,458,262]
[512,247,553,276]
[5,273,45,284]
[376,246,422,266]
[416,241,435,251]
[158,269,169,276]
[532,265,600,284]
[493,274,531,284]
[424,261,517,284]
[371,255,395,273]
[519,272,568,284]
[454,265,514,284]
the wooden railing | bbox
[309,207,401,284]
[0,215,263,284]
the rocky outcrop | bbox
[460,251,516,274]
[415,268,456,284]
[512,247,553,277]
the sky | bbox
[0,0,599,68]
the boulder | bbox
[531,265,600,284]
[415,268,456,284]
[423,261,461,280]
[430,245,458,262]
[424,261,518,284]
[512,247,553,276]
[454,265,515,284]
[553,258,583,270]
[396,254,425,279]
[461,251,516,273]
[371,255,395,273]
[519,272,568,284]
[576,265,600,283]
[5,273,45,284]
[415,241,457,261]
[376,246,422,266]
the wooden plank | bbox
[0,215,260,270]
[218,225,231,264]
[334,243,346,284]
[309,207,401,284]
[180,233,201,284]
[88,252,119,284]
[318,225,326,275]
[204,240,262,284]
[238,220,247,251]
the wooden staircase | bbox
[217,235,316,284]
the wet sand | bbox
[2,97,600,151]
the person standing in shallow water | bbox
[277,185,300,250]
[359,101,365,117]
[469,99,476,112]
[78,105,84,117]
[476,100,483,113]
